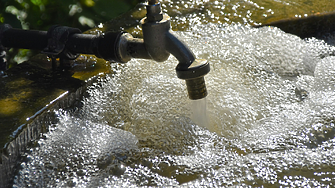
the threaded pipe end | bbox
[185,77,208,100]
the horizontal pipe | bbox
[2,28,48,50]
[66,33,97,55]
[127,38,151,60]
[0,26,153,64]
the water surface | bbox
[13,23,335,187]
[13,0,335,187]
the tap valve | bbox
[141,1,210,100]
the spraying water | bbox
[190,98,209,129]
[13,24,335,187]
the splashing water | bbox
[13,24,335,187]
[190,98,209,129]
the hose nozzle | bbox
[176,59,210,100]
[185,77,208,100]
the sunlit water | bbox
[13,23,335,187]
[160,0,335,29]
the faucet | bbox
[0,0,210,100]
[141,0,210,100]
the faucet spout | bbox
[165,30,195,66]
[165,31,210,100]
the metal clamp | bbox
[42,25,82,60]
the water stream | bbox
[12,23,335,187]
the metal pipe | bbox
[1,28,48,50]
[66,33,97,55]
[0,25,150,64]
[126,38,151,59]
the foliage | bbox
[0,0,143,31]
[0,0,143,66]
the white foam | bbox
[14,23,335,187]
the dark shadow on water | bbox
[254,12,335,45]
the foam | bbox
[14,23,335,187]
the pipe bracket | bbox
[42,25,82,60]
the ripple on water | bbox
[14,24,335,187]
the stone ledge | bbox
[0,54,111,187]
